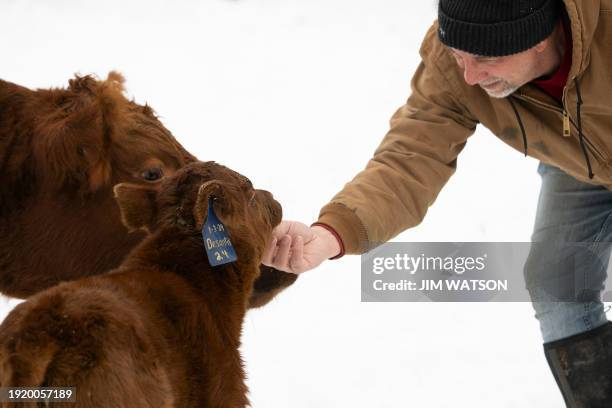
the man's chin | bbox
[484,87,519,98]
[479,82,519,98]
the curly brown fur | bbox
[0,74,296,307]
[0,73,194,297]
[0,161,284,408]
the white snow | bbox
[1,0,608,406]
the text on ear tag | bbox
[202,197,238,266]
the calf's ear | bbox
[113,183,158,232]
[249,266,298,308]
[193,180,226,228]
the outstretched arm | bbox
[263,30,478,274]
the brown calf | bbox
[0,161,287,407]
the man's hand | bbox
[262,220,341,274]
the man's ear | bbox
[534,38,548,53]
[113,183,158,232]
[534,22,560,54]
[193,180,225,228]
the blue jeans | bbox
[524,162,610,343]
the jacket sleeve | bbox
[317,56,478,255]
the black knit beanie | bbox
[438,0,563,57]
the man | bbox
[263,0,612,406]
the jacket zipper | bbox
[562,80,573,138]
[562,110,571,137]
[514,92,606,162]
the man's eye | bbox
[142,167,163,181]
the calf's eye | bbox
[142,167,163,181]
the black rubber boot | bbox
[544,322,612,408]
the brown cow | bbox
[0,72,193,297]
[0,73,295,305]
[0,161,286,407]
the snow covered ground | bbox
[1,0,609,406]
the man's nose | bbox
[463,60,488,86]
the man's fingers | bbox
[289,235,309,273]
[261,237,278,266]
[271,220,292,239]
[274,234,293,270]
[292,235,304,261]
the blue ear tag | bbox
[202,197,238,266]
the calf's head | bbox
[114,161,282,270]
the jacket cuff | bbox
[316,202,369,255]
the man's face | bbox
[449,47,542,98]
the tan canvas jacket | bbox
[317,0,612,255]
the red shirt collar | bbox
[532,14,572,102]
